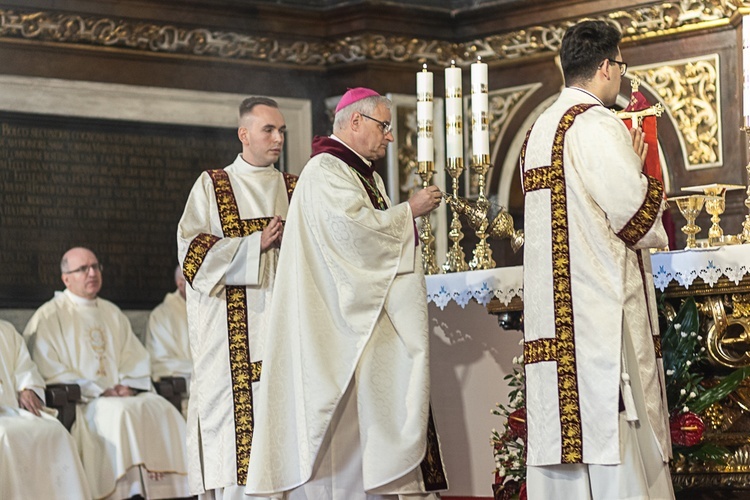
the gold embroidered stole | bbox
[181,168,296,484]
[520,103,595,463]
[521,103,665,464]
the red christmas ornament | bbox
[669,411,705,446]
[508,407,527,441]
[519,481,527,500]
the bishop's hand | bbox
[18,389,43,416]
[408,185,442,219]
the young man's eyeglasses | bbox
[608,59,628,76]
[63,263,104,274]
[360,113,392,135]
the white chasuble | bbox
[24,291,189,500]
[0,319,91,500]
[146,290,192,381]
[244,141,448,498]
[520,87,671,468]
[177,154,296,495]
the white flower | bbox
[691,331,697,337]
[680,389,686,395]
[518,338,524,346]
[686,360,692,367]
[497,466,506,476]
[690,391,697,398]
[674,323,682,331]
[666,369,675,376]
[701,347,706,352]
[512,356,518,364]
[683,405,689,412]
[681,331,688,338]
[698,335,703,341]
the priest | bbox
[24,246,190,500]
[244,88,448,499]
[0,318,91,499]
[177,96,297,499]
[520,20,673,499]
[146,265,192,415]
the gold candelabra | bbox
[468,154,494,270]
[442,158,469,273]
[417,161,440,275]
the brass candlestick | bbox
[468,154,494,270]
[670,195,705,249]
[417,161,440,275]
[442,158,469,273]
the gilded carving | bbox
[0,1,742,67]
[630,55,721,169]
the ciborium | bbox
[669,195,705,249]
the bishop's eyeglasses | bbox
[360,113,393,135]
[63,263,104,274]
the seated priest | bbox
[24,247,190,500]
[146,265,192,415]
[0,318,91,499]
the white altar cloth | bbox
[425,266,523,309]
[650,245,750,291]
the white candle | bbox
[471,56,490,160]
[744,16,750,127]
[445,61,463,161]
[417,64,434,164]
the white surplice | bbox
[24,290,189,500]
[243,145,448,499]
[177,154,293,496]
[521,88,672,498]
[146,290,192,383]
[0,319,91,500]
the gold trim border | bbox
[0,1,743,68]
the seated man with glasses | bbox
[24,246,190,500]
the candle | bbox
[471,56,490,162]
[417,64,434,166]
[744,16,750,127]
[445,61,463,161]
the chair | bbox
[154,376,187,413]
[45,383,81,431]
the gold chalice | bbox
[683,183,744,246]
[669,195,705,249]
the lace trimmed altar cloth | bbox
[651,244,750,291]
[425,266,523,309]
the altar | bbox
[435,245,750,498]
[425,268,523,499]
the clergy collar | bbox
[568,86,605,106]
[63,288,97,307]
[235,153,274,172]
[330,134,372,168]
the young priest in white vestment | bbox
[24,247,190,500]
[177,96,296,500]
[0,319,91,500]
[521,20,674,499]
[244,88,448,499]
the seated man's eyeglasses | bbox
[64,263,104,274]
[608,59,628,76]
[360,113,392,135]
